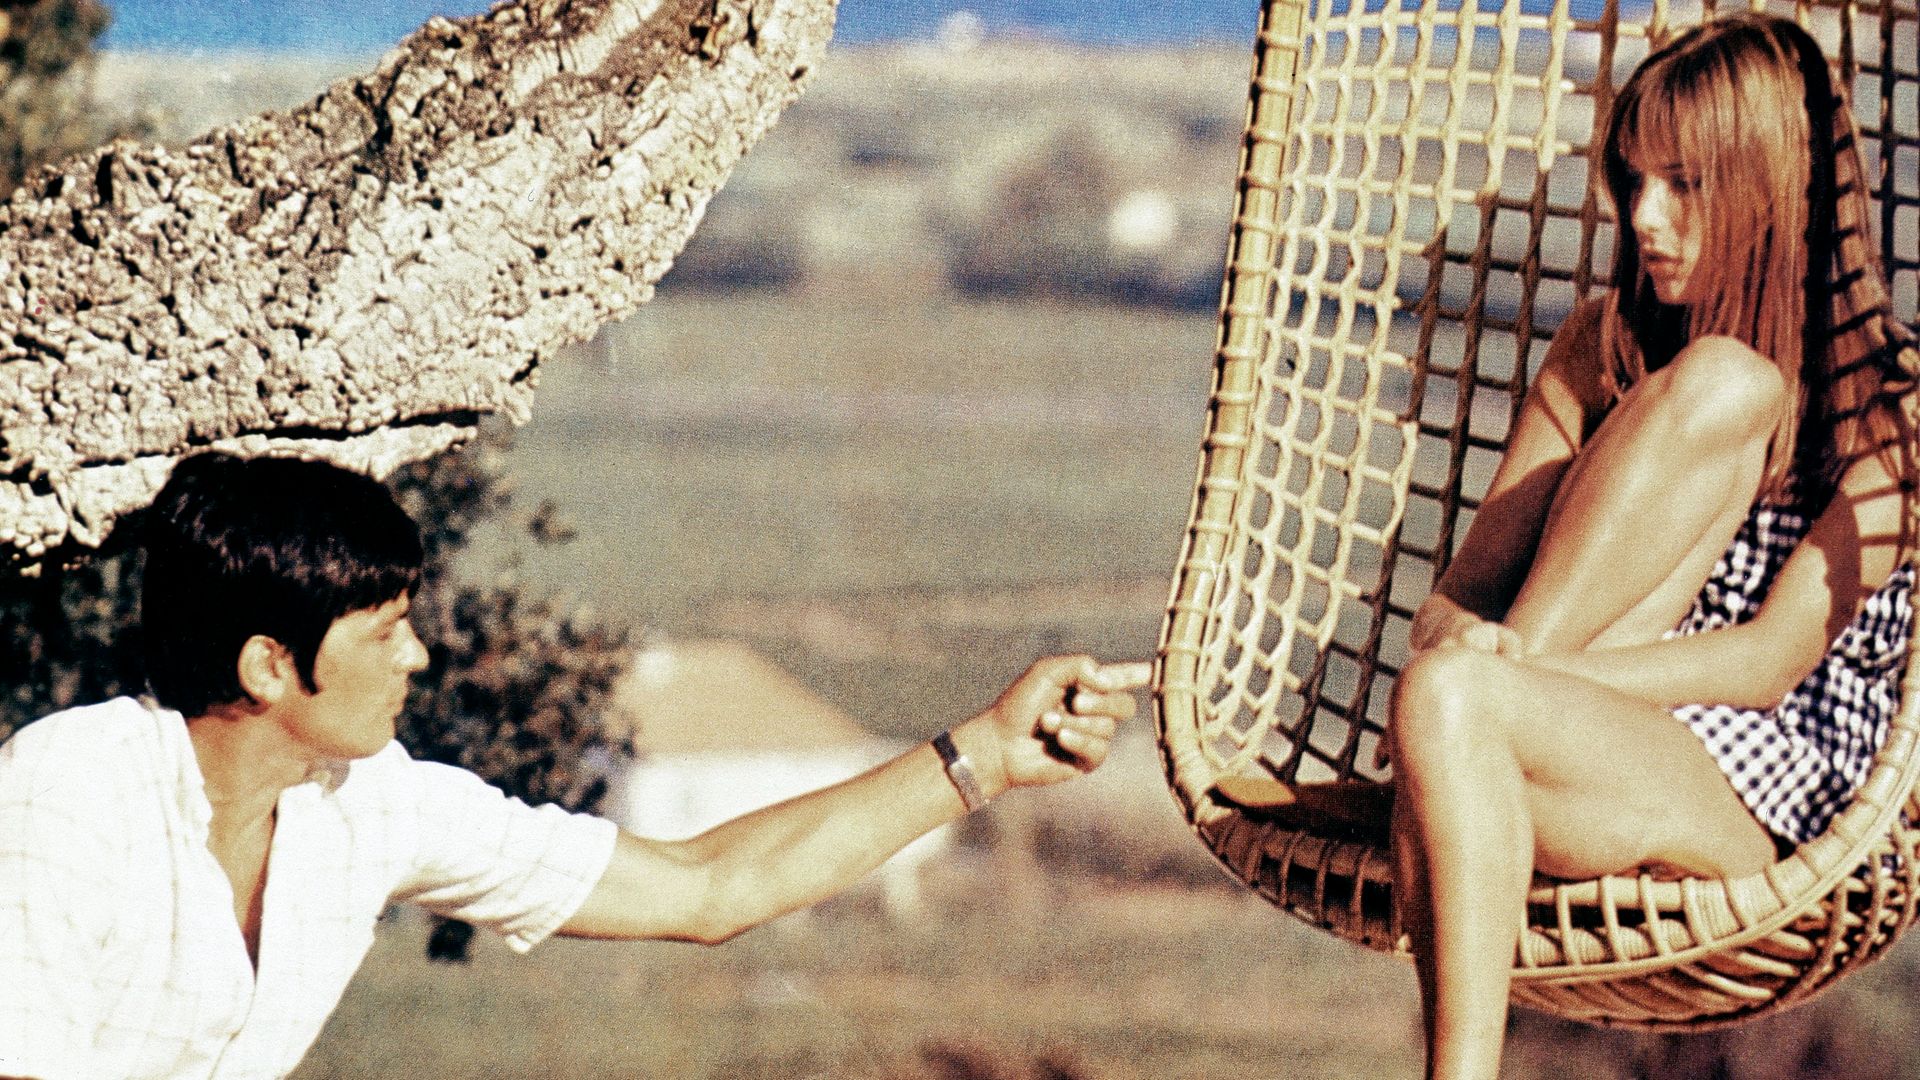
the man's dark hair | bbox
[141,452,425,717]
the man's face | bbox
[278,595,429,760]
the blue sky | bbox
[99,0,1264,53]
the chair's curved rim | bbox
[1154,448,1920,984]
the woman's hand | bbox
[1410,593,1474,653]
[953,656,1151,794]
[1411,594,1523,656]
[1450,620,1526,656]
[1381,602,1528,769]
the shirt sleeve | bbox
[379,748,618,953]
[0,731,123,1080]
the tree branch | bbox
[0,0,834,568]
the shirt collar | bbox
[146,697,216,840]
[145,697,351,839]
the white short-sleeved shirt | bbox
[0,697,619,1080]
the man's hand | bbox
[954,655,1151,795]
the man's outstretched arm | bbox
[559,655,1149,944]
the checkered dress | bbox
[1671,476,1916,845]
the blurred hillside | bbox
[684,40,1244,307]
[96,40,1247,306]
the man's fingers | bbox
[1050,724,1111,766]
[1062,712,1117,739]
[1057,658,1149,716]
[1039,709,1114,733]
[1089,660,1152,692]
[1027,657,1149,693]
[1064,686,1137,720]
[1035,708,1116,767]
[1038,710,1115,739]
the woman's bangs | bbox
[1617,84,1684,176]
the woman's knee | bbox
[1390,647,1505,775]
[1651,335,1788,446]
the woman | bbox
[1373,13,1914,1080]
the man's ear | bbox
[236,635,297,705]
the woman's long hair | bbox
[1599,12,1916,502]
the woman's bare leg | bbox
[1503,336,1786,654]
[1389,646,1775,1080]
[1240,336,1790,841]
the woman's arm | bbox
[1530,450,1908,710]
[1411,298,1609,651]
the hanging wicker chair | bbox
[1154,0,1920,1030]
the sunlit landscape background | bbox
[72,1,1920,1076]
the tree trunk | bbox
[0,0,835,569]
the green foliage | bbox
[936,125,1219,311]
[0,549,144,740]
[941,134,1114,301]
[0,0,113,198]
[389,429,632,818]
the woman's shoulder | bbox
[1539,293,1616,410]
[1545,294,1610,358]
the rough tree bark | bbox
[0,0,835,570]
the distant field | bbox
[293,872,1430,1080]
[476,276,1214,734]
[293,858,1920,1080]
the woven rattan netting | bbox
[1154,0,1920,1030]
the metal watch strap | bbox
[931,730,989,812]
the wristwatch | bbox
[931,730,989,812]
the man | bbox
[0,452,1147,1080]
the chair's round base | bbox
[1195,805,1920,1031]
